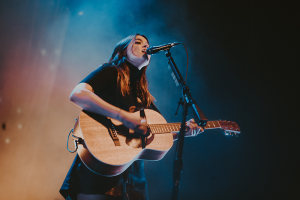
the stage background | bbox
[0,0,298,199]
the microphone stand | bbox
[164,49,207,200]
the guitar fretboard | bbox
[148,121,221,134]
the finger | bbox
[186,119,195,124]
[134,125,147,136]
[191,129,196,136]
[140,119,147,125]
[186,121,196,127]
[197,127,204,134]
[196,128,200,135]
[190,123,197,130]
[196,128,201,135]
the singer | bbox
[59,34,203,200]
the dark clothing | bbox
[60,156,148,200]
[60,59,159,200]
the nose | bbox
[143,44,149,49]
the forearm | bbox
[70,87,122,121]
[69,83,147,132]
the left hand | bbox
[185,119,204,137]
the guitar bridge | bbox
[107,120,121,146]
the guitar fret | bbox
[149,123,181,134]
[149,121,224,133]
[205,121,220,130]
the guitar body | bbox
[73,109,174,177]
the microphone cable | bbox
[181,43,189,84]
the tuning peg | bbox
[224,131,232,136]
[229,132,235,136]
[224,131,239,137]
[230,132,239,137]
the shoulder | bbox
[82,64,118,81]
[94,63,118,76]
[79,63,119,91]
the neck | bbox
[125,59,143,80]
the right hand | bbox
[118,110,148,136]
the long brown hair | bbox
[107,34,154,108]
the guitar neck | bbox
[149,121,221,134]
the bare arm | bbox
[70,83,120,119]
[70,83,147,134]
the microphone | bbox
[146,42,181,55]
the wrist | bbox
[116,109,123,122]
[116,109,130,123]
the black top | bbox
[60,59,159,200]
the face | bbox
[129,35,149,58]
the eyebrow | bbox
[135,38,149,44]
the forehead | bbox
[134,35,149,44]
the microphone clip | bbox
[146,42,181,55]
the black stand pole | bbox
[164,49,208,200]
[171,100,188,200]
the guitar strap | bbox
[140,109,148,149]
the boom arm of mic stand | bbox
[165,49,207,200]
[164,50,207,127]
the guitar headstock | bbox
[218,120,241,137]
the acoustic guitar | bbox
[72,109,240,176]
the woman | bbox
[60,34,202,200]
